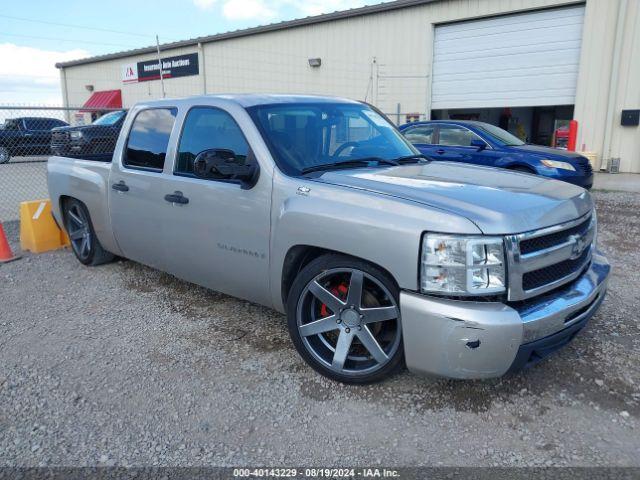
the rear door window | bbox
[3,119,20,131]
[437,125,481,147]
[124,108,177,171]
[24,119,63,130]
[403,125,435,144]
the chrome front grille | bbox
[505,212,596,301]
[519,215,591,255]
[50,131,69,147]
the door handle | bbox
[436,149,446,154]
[164,191,189,205]
[111,181,129,192]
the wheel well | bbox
[58,195,83,228]
[59,195,73,221]
[507,164,536,174]
[280,245,398,304]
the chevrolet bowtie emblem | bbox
[569,233,587,259]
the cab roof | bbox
[134,94,362,110]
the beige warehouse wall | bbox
[614,0,640,173]
[607,0,640,173]
[62,0,574,117]
[574,0,640,173]
[200,0,577,117]
[59,0,638,171]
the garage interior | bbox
[430,5,584,148]
[432,105,575,147]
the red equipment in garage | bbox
[552,120,578,151]
[553,127,569,149]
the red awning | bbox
[80,90,122,112]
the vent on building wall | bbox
[608,158,621,174]
[308,58,321,68]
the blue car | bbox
[399,120,593,189]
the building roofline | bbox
[55,0,438,68]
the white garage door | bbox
[431,5,585,109]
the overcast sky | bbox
[0,0,391,105]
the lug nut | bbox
[345,327,350,333]
[336,319,341,324]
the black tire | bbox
[0,146,10,164]
[63,198,115,266]
[287,254,404,384]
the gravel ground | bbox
[0,158,49,222]
[0,190,638,467]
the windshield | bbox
[248,102,417,175]
[473,122,525,146]
[93,110,125,126]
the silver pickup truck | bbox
[48,94,610,384]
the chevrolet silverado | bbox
[47,95,610,384]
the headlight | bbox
[421,234,506,295]
[540,159,575,171]
[70,131,83,140]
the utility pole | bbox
[156,35,166,98]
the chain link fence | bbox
[0,106,124,222]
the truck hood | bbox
[52,125,112,134]
[313,162,592,234]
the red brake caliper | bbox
[320,282,349,317]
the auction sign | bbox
[122,53,199,83]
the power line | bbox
[0,13,170,39]
[0,32,142,49]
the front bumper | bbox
[564,172,594,190]
[540,168,593,190]
[400,251,610,379]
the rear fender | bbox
[47,156,122,256]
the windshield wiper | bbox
[300,157,399,175]
[395,154,430,164]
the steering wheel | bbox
[332,141,360,159]
[270,131,306,170]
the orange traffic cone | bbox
[0,223,20,263]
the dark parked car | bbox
[0,117,68,163]
[51,110,127,161]
[399,120,593,189]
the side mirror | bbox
[470,139,487,151]
[193,148,259,189]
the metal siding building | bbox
[57,0,640,173]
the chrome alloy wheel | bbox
[66,204,92,261]
[296,268,401,376]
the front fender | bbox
[269,171,482,312]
